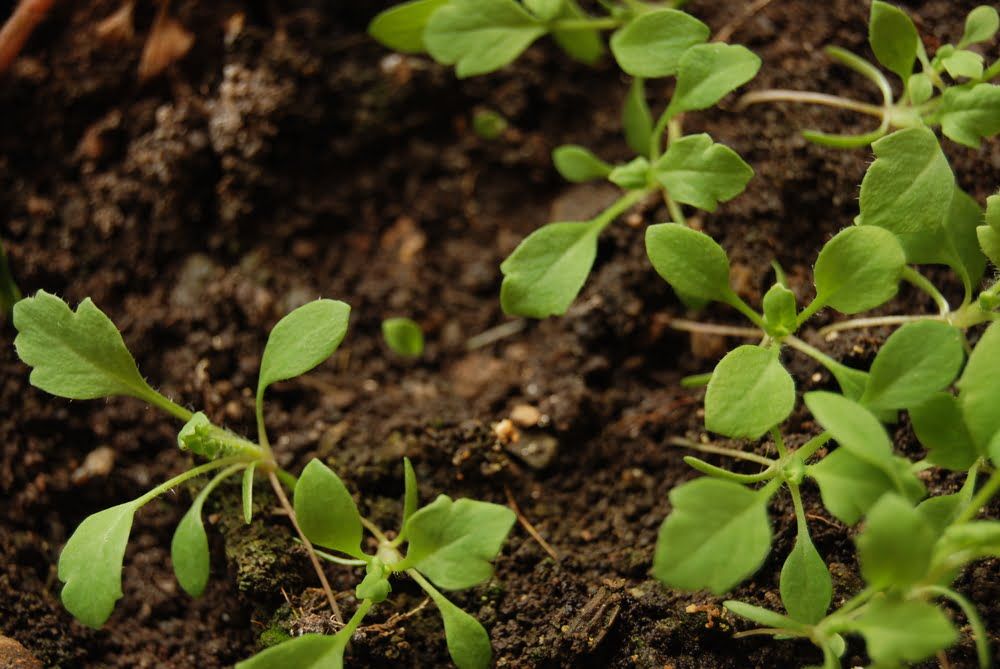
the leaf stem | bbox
[917,586,991,668]
[816,313,940,336]
[667,318,763,339]
[360,516,391,544]
[667,436,777,467]
[953,469,1000,525]
[592,189,649,232]
[254,391,275,464]
[309,544,369,567]
[770,427,788,459]
[736,90,885,117]
[723,292,769,330]
[902,266,950,315]
[143,390,195,423]
[794,432,832,462]
[134,456,251,507]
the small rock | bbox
[509,404,541,428]
[72,446,116,485]
[505,430,559,469]
[0,636,42,669]
[493,419,519,445]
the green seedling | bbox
[239,458,515,669]
[0,238,20,316]
[12,291,351,627]
[472,108,509,140]
[382,316,425,357]
[739,2,1000,148]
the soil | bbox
[1,1,999,667]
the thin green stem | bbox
[917,586,991,668]
[592,189,649,232]
[134,456,251,507]
[771,427,788,459]
[953,469,1000,525]
[667,436,777,467]
[902,266,950,314]
[723,292,769,330]
[254,391,274,463]
[680,372,713,388]
[824,46,893,106]
[983,58,1000,82]
[736,90,885,117]
[361,516,391,544]
[275,468,298,490]
[795,432,832,462]
[788,482,809,535]
[683,456,778,483]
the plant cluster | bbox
[12,291,512,668]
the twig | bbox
[0,0,55,75]
[504,484,559,562]
[668,318,763,339]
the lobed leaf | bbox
[705,346,795,439]
[651,134,754,212]
[812,226,905,314]
[868,1,919,81]
[645,224,732,303]
[293,459,364,558]
[550,0,604,65]
[258,299,350,396]
[853,598,957,665]
[382,317,425,357]
[940,84,1000,149]
[665,43,761,118]
[368,0,450,53]
[609,9,708,78]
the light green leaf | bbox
[13,290,157,402]
[58,502,136,627]
[940,84,1000,149]
[402,457,419,530]
[608,157,651,190]
[500,220,601,318]
[258,299,350,396]
[957,321,1000,451]
[368,0,450,53]
[665,43,761,117]
[917,493,964,535]
[868,1,919,81]
[382,317,424,357]
[645,224,732,303]
[424,0,546,78]
[356,559,392,603]
[552,145,613,182]
[907,73,933,105]
[172,500,211,597]
[762,283,797,337]
[293,459,364,558]
[856,494,935,589]
[853,598,957,664]
[812,226,905,314]
[652,134,753,212]
[416,576,492,669]
[524,0,562,21]
[472,109,509,140]
[910,393,979,470]
[808,449,920,525]
[934,520,1000,567]
[405,495,515,590]
[977,193,1000,266]
[942,49,984,79]
[804,392,901,477]
[860,321,964,411]
[551,0,604,65]
[959,6,999,47]
[705,346,795,439]
[780,530,832,624]
[623,78,653,156]
[652,478,773,594]
[724,601,808,632]
[609,9,708,78]
[242,463,256,524]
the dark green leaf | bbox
[623,78,653,156]
[812,226,905,314]
[368,0,450,53]
[665,43,761,117]
[293,459,364,558]
[645,224,732,303]
[856,494,935,589]
[762,284,797,337]
[853,598,957,664]
[382,317,425,357]
[552,145,613,182]
[868,1,919,80]
[652,134,754,212]
[609,9,708,78]
[705,346,795,439]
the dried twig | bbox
[505,484,560,562]
[0,0,56,75]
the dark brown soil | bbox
[1,1,998,667]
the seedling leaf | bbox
[172,499,211,597]
[652,134,754,212]
[907,73,933,105]
[935,520,1000,567]
[258,299,350,396]
[868,1,919,81]
[724,601,808,632]
[665,43,761,117]
[856,494,935,589]
[957,321,1000,451]
[910,393,979,470]
[550,0,604,65]
[552,145,613,182]
[960,6,999,47]
[645,224,732,303]
[780,530,832,624]
[500,220,601,318]
[294,459,364,558]
[813,226,905,314]
[382,317,425,357]
[424,0,546,78]
[940,84,1000,149]
[609,9,709,78]
[804,393,901,479]
[977,193,1000,265]
[357,560,392,603]
[242,463,255,524]
[652,478,773,593]
[368,0,450,53]
[416,576,492,669]
[402,457,419,529]
[13,290,157,402]
[405,495,515,590]
[705,346,794,439]
[942,49,984,79]
[808,448,919,525]
[58,502,137,627]
[608,157,651,190]
[623,78,653,156]
[853,598,957,664]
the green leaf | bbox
[804,393,906,482]
[645,224,732,303]
[356,559,392,603]
[608,157,651,190]
[424,0,546,78]
[959,6,999,47]
[724,601,808,632]
[551,0,604,65]
[293,459,364,558]
[258,299,350,396]
[368,0,450,53]
[940,84,1000,149]
[957,321,1000,451]
[665,43,761,117]
[780,530,832,624]
[58,502,136,627]
[860,321,964,411]
[942,49,984,79]
[500,220,601,318]
[853,598,957,664]
[472,109,509,140]
[13,290,157,402]
[910,393,979,470]
[382,317,424,357]
[416,576,492,669]
[868,1,919,81]
[623,78,653,156]
[762,284,798,337]
[808,449,920,525]
[907,73,933,105]
[402,457,419,530]
[705,346,795,439]
[405,495,515,590]
[172,500,211,598]
[812,226,905,314]
[552,145,613,182]
[242,463,256,524]
[856,494,935,589]
[651,134,754,212]
[934,520,1000,567]
[609,9,708,78]
[977,193,1000,266]
[524,0,562,21]
[917,493,964,535]
[652,478,773,594]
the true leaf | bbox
[293,459,364,558]
[472,109,509,140]
[382,317,424,357]
[368,0,450,53]
[172,499,211,597]
[258,299,350,397]
[58,502,137,627]
[705,346,795,439]
[856,493,935,589]
[652,134,754,212]
[917,493,964,535]
[957,321,1000,451]
[242,463,256,524]
[724,601,808,632]
[977,193,1000,265]
[524,0,562,22]
[860,321,964,411]
[608,157,651,190]
[417,578,492,669]
[552,145,612,182]
[645,224,732,303]
[652,478,773,594]
[665,43,761,118]
[868,1,919,81]
[609,9,708,78]
[808,449,920,525]
[853,598,957,664]
[623,78,653,156]
[804,393,905,483]
[13,290,157,402]
[424,0,546,78]
[550,0,604,65]
[940,84,1000,149]
[356,559,392,603]
[402,457,419,530]
[910,393,979,470]
[780,530,832,624]
[405,495,515,590]
[934,520,1000,567]
[942,49,984,79]
[959,6,999,47]
[762,283,797,337]
[500,220,601,318]
[812,226,905,314]
[907,73,933,105]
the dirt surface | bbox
[1,1,999,667]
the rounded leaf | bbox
[551,145,612,183]
[960,5,999,47]
[868,1,919,81]
[780,531,832,624]
[705,345,795,439]
[293,459,364,557]
[813,226,905,314]
[645,224,731,303]
[609,9,708,78]
[382,317,425,357]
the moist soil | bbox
[1,1,999,667]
